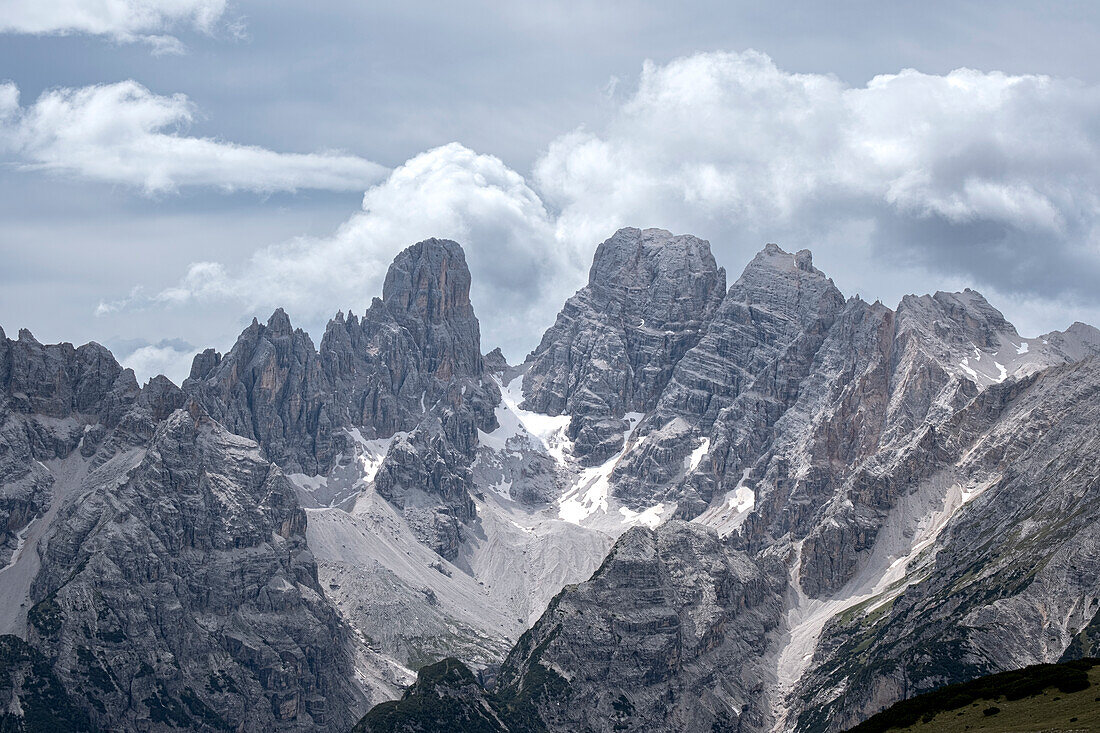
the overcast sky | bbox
[3,1,1100,383]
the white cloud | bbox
[119,342,197,384]
[0,80,388,193]
[533,51,1100,305]
[537,51,1100,250]
[0,0,230,52]
[103,51,1100,357]
[103,143,572,359]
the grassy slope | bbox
[846,658,1100,732]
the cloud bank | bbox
[537,51,1100,298]
[0,80,387,193]
[105,50,1100,364]
[98,143,572,361]
[0,0,230,53]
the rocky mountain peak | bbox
[365,237,485,381]
[739,241,829,285]
[587,227,725,292]
[318,238,496,436]
[522,227,726,459]
[897,288,1013,343]
[482,346,509,375]
[1,330,138,425]
[382,238,472,321]
[266,306,294,336]
[182,307,336,474]
[1044,321,1100,360]
[608,240,848,509]
[187,347,221,381]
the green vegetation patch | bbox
[0,634,98,732]
[27,595,63,637]
[846,657,1100,732]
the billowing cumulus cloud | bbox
[102,143,574,360]
[103,50,1100,366]
[536,51,1100,302]
[108,338,197,384]
[0,81,387,193]
[0,0,231,53]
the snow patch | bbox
[687,437,710,472]
[619,502,665,529]
[557,413,643,524]
[348,428,399,483]
[695,469,755,536]
[0,524,32,574]
[486,374,571,463]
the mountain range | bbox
[2,227,1099,732]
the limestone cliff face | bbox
[0,330,372,732]
[6,228,1100,733]
[439,234,1100,733]
[0,327,139,567]
[610,242,846,511]
[185,239,501,559]
[27,407,368,731]
[320,238,498,445]
[319,239,500,558]
[522,228,725,461]
[182,310,339,475]
[792,357,1100,731]
[495,522,782,733]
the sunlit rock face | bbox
[522,227,726,462]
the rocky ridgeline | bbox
[185,238,500,558]
[183,309,337,475]
[367,228,1098,732]
[495,231,1100,731]
[495,521,782,732]
[793,356,1100,730]
[0,238,501,730]
[0,328,140,567]
[3,227,1100,732]
[610,241,847,512]
[27,405,367,731]
[0,334,370,728]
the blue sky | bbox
[3,1,1100,382]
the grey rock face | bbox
[1,328,138,427]
[477,235,1100,733]
[27,405,368,731]
[495,521,781,732]
[372,419,478,560]
[319,239,501,555]
[183,309,340,475]
[611,242,846,510]
[0,328,139,566]
[182,239,502,559]
[1041,320,1100,361]
[320,238,499,445]
[9,227,1100,733]
[482,347,509,376]
[791,357,1100,731]
[522,228,725,461]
